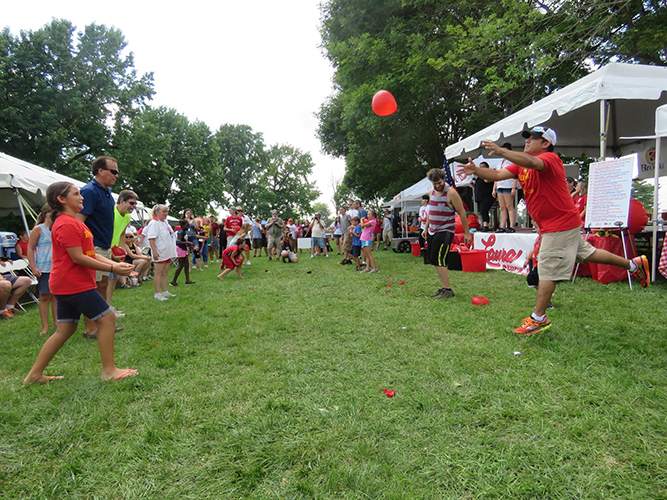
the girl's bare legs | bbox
[38,293,51,335]
[23,322,77,384]
[96,312,137,381]
[217,267,232,279]
[498,194,509,229]
[153,263,169,294]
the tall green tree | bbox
[211,124,267,212]
[259,144,321,219]
[113,106,218,216]
[318,0,666,200]
[0,20,154,178]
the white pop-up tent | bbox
[0,152,147,232]
[620,103,667,280]
[444,62,667,279]
[445,62,667,160]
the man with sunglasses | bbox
[77,156,122,338]
[106,190,140,313]
[463,126,650,336]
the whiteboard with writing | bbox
[584,154,636,229]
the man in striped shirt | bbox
[423,168,472,299]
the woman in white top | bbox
[145,205,177,301]
[330,216,342,255]
[493,143,518,233]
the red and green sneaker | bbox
[514,316,551,336]
[630,255,650,288]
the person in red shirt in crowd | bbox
[209,214,220,263]
[573,180,588,226]
[14,229,29,259]
[217,241,247,279]
[23,181,137,384]
[222,208,243,247]
[463,125,650,336]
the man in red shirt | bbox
[463,125,650,336]
[222,208,243,246]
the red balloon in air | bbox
[382,388,395,397]
[372,90,397,116]
[471,296,490,306]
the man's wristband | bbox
[111,265,114,274]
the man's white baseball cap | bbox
[522,126,557,146]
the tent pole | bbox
[600,100,607,158]
[13,188,31,235]
[651,137,661,281]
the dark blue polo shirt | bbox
[80,178,115,249]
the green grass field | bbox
[2,251,666,499]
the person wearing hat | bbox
[462,125,650,336]
[237,206,252,265]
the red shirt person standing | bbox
[463,125,650,336]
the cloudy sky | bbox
[2,0,346,211]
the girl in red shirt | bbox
[23,182,138,385]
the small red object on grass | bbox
[471,296,490,306]
[382,388,395,397]
[387,284,392,287]
[398,281,405,285]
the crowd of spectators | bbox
[2,159,390,378]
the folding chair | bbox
[2,258,39,310]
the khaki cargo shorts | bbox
[538,227,596,281]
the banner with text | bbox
[585,154,636,229]
[473,232,538,274]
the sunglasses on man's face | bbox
[127,201,137,206]
[104,168,119,176]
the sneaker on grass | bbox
[162,291,176,298]
[111,306,126,318]
[630,255,650,288]
[514,316,551,336]
[434,288,455,299]
[430,288,444,297]
[154,293,168,301]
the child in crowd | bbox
[14,229,29,259]
[23,182,137,384]
[280,226,298,263]
[171,219,196,286]
[201,217,211,268]
[229,222,251,247]
[27,204,57,335]
[218,241,247,279]
[349,216,363,271]
[360,210,379,273]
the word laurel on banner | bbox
[473,232,538,274]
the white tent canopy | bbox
[0,152,148,230]
[445,63,667,161]
[620,103,667,280]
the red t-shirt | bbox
[506,152,581,234]
[50,214,97,295]
[210,221,219,238]
[224,216,242,237]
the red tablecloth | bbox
[577,235,637,283]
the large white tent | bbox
[445,63,667,160]
[0,152,147,231]
[444,62,667,279]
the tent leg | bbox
[13,188,31,235]
[651,137,661,282]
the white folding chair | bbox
[2,258,39,310]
